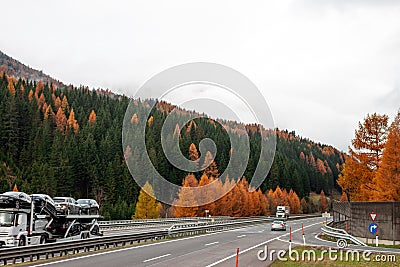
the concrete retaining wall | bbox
[333,201,400,243]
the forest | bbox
[0,54,346,219]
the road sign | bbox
[369,212,377,221]
[322,212,330,218]
[369,222,378,234]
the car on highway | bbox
[53,197,80,215]
[31,194,57,215]
[271,220,286,231]
[0,191,32,209]
[76,199,99,215]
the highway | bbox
[28,217,325,267]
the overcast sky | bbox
[2,0,400,151]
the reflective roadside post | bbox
[236,247,239,267]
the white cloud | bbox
[1,0,400,151]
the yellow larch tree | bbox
[133,182,160,219]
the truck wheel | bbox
[18,236,26,246]
[91,225,100,235]
[40,235,47,244]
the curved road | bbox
[28,217,325,267]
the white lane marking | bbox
[205,241,219,246]
[237,235,246,238]
[30,230,224,266]
[143,253,171,263]
[206,220,323,267]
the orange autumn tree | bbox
[237,178,251,216]
[61,95,69,113]
[88,109,97,125]
[172,174,198,217]
[55,107,67,133]
[266,186,300,215]
[28,90,34,101]
[196,173,216,217]
[319,190,328,212]
[202,151,219,180]
[130,113,139,124]
[147,116,154,127]
[189,143,199,161]
[188,143,200,172]
[338,113,389,201]
[67,108,79,133]
[213,177,235,216]
[172,175,273,217]
[35,80,44,94]
[7,79,15,96]
[373,111,400,201]
[38,93,46,108]
[54,96,62,111]
[340,191,349,202]
[288,189,301,214]
[44,105,55,120]
[257,189,269,216]
[266,189,277,214]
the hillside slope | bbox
[0,50,63,87]
[0,51,345,219]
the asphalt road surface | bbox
[28,217,325,267]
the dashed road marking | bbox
[205,241,219,246]
[143,253,171,263]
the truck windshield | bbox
[0,212,15,227]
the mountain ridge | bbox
[0,50,64,88]
[0,51,345,219]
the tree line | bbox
[0,72,345,219]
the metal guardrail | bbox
[0,214,320,265]
[321,224,367,247]
[0,230,168,265]
[98,216,232,231]
[98,217,232,229]
[98,216,231,224]
[98,215,316,229]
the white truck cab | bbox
[0,210,30,246]
[276,206,290,219]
